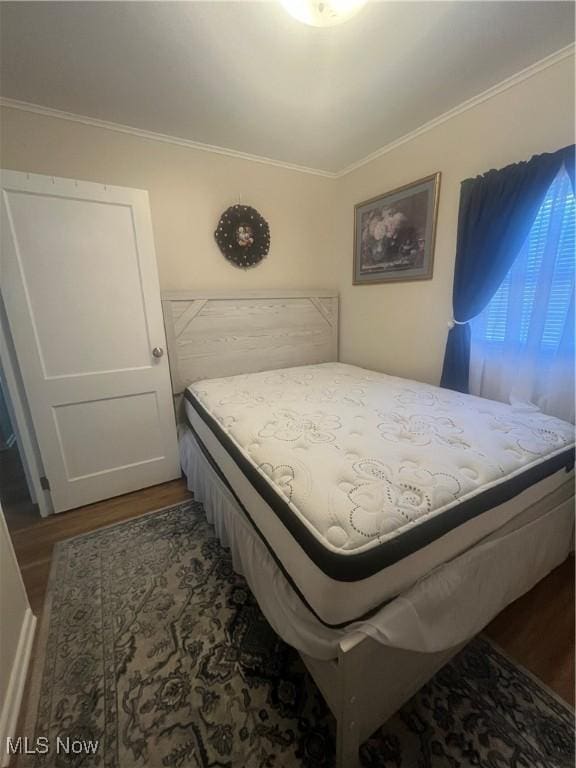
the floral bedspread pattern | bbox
[189,363,574,554]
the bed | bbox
[162,290,575,768]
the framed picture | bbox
[353,172,441,285]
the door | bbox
[0,171,180,512]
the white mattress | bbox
[180,424,574,658]
[184,362,574,625]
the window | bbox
[472,167,575,356]
[469,166,575,422]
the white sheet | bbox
[180,424,574,660]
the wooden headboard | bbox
[161,290,339,395]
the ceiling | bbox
[0,1,574,173]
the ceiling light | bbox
[280,0,367,27]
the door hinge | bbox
[40,475,51,491]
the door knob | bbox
[152,347,164,358]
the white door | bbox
[0,171,180,512]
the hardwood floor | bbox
[6,480,575,708]
[486,553,574,706]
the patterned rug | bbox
[23,501,574,768]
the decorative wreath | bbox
[214,205,270,268]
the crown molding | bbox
[336,43,575,177]
[0,97,337,179]
[1,43,573,179]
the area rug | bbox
[23,501,574,768]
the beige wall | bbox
[0,505,33,748]
[0,107,335,293]
[0,507,26,698]
[334,55,575,384]
[1,54,574,383]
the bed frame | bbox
[161,290,338,397]
[161,290,571,768]
[302,635,465,767]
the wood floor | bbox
[6,480,575,709]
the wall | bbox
[1,54,574,383]
[0,505,35,762]
[0,106,335,293]
[334,54,575,384]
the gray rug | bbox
[23,501,574,768]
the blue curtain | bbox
[440,144,575,393]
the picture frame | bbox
[353,172,441,285]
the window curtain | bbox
[440,144,575,393]
[469,168,575,423]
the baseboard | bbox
[0,608,36,767]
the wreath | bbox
[214,205,270,268]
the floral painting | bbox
[353,173,440,284]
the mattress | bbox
[184,362,575,625]
[180,424,574,658]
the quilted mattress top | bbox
[187,363,574,559]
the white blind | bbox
[473,167,575,356]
